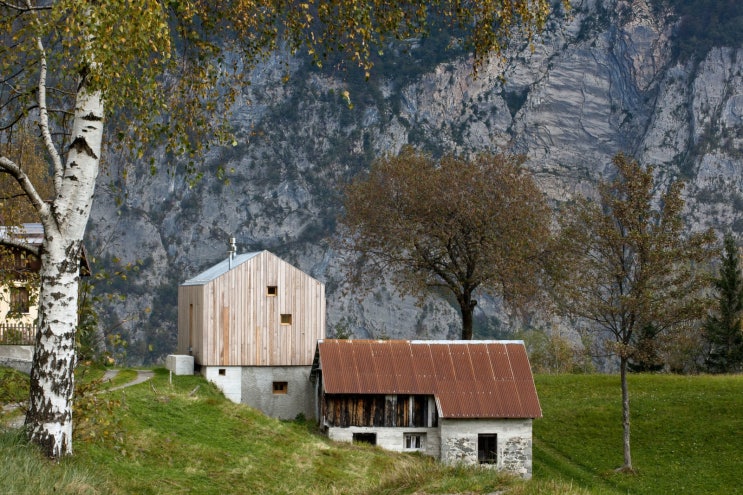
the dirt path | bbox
[106,370,154,391]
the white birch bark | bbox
[24,79,103,458]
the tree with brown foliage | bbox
[340,147,552,340]
[550,153,716,472]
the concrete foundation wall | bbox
[204,366,242,403]
[0,345,33,374]
[241,366,314,420]
[327,425,441,458]
[439,418,534,478]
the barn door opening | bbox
[353,433,377,445]
[478,434,498,464]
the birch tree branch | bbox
[34,34,64,196]
[0,155,49,220]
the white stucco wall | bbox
[439,418,534,478]
[327,425,441,458]
[204,366,242,403]
[241,366,314,420]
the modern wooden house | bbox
[178,249,325,419]
[311,339,542,478]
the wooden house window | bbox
[266,285,277,296]
[10,287,29,314]
[404,433,425,450]
[280,314,292,325]
[272,381,288,394]
[478,434,498,464]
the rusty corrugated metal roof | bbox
[317,339,542,419]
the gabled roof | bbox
[315,339,542,419]
[181,251,262,286]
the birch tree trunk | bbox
[25,82,102,459]
[620,356,633,472]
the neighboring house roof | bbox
[0,223,90,275]
[314,339,542,419]
[181,251,262,286]
[0,223,44,244]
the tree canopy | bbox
[550,153,716,471]
[0,0,564,459]
[340,146,552,339]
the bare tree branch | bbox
[0,155,48,219]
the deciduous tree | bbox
[704,233,743,373]
[550,153,715,472]
[0,0,561,459]
[340,147,552,339]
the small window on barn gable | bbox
[280,313,292,325]
[266,285,277,296]
[273,381,288,394]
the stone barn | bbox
[178,249,325,420]
[311,339,542,478]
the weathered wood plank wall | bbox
[177,251,325,366]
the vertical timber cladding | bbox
[325,395,430,427]
[180,250,325,367]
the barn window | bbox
[404,433,425,450]
[280,314,292,325]
[272,381,288,394]
[10,287,29,313]
[218,368,226,376]
[266,285,277,296]
[478,434,498,464]
[353,433,376,445]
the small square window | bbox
[404,433,425,450]
[280,314,292,325]
[218,368,226,376]
[272,381,288,394]
[267,286,277,296]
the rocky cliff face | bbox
[86,0,743,363]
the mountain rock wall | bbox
[87,0,743,363]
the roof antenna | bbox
[228,237,237,269]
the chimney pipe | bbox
[228,237,237,268]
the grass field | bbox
[533,374,743,494]
[1,368,740,494]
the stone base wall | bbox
[439,418,534,479]
[327,425,441,457]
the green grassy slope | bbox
[2,369,740,494]
[1,368,569,495]
[534,374,743,494]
